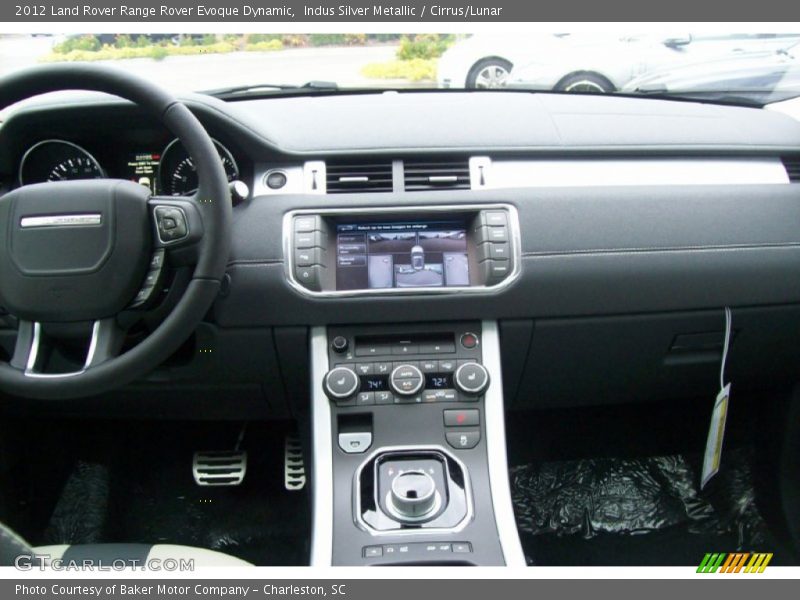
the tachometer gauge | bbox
[19,140,105,186]
[158,138,239,196]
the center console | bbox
[309,320,525,566]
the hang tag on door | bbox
[701,383,730,489]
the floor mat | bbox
[43,421,310,566]
[511,447,787,566]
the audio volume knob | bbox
[389,364,424,396]
[323,367,359,400]
[454,363,490,396]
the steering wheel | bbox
[0,64,231,399]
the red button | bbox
[460,333,479,349]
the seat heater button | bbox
[375,391,394,404]
[446,430,481,450]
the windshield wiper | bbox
[623,88,773,107]
[201,80,338,98]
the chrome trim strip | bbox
[310,326,334,566]
[482,320,526,566]
[20,213,102,228]
[483,157,790,188]
[352,444,475,537]
[23,320,101,379]
[283,203,522,298]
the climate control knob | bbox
[323,367,360,400]
[389,364,424,396]
[454,363,490,396]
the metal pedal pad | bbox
[284,434,306,491]
[192,450,247,486]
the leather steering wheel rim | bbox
[0,64,231,399]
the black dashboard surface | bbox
[2,90,800,329]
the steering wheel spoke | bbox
[11,319,127,378]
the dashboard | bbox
[2,89,800,415]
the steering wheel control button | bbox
[460,332,479,349]
[331,335,349,353]
[294,215,320,233]
[389,364,424,396]
[154,206,188,243]
[389,470,438,519]
[149,250,165,270]
[446,430,481,450]
[454,363,490,396]
[338,431,372,454]
[444,409,480,427]
[323,366,359,400]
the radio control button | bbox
[295,265,323,290]
[294,215,320,233]
[295,247,324,267]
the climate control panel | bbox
[323,324,488,407]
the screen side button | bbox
[295,265,323,290]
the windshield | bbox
[3,32,800,105]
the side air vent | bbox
[326,161,393,193]
[783,156,800,183]
[404,159,471,191]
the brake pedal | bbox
[284,434,306,491]
[192,450,247,486]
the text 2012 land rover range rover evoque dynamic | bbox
[0,34,799,567]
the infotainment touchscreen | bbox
[335,220,469,290]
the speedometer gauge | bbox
[158,138,239,196]
[19,140,105,186]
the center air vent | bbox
[782,156,800,183]
[326,161,393,193]
[404,159,471,191]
